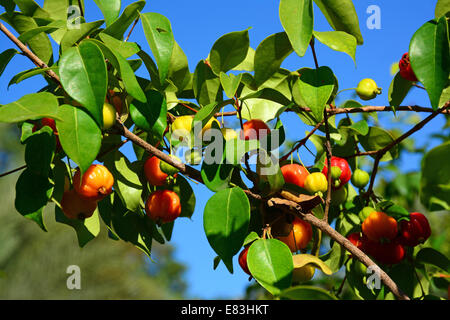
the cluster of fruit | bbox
[347,210,431,265]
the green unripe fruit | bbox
[330,166,342,180]
[356,78,382,101]
[359,206,376,221]
[331,186,348,207]
[185,149,202,165]
[159,155,181,175]
[351,169,370,189]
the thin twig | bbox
[125,17,140,42]
[0,164,27,178]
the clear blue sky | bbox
[0,0,445,299]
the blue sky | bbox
[0,1,446,299]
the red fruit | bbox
[240,119,271,140]
[32,118,62,151]
[145,189,181,224]
[61,189,98,220]
[321,156,352,189]
[362,211,398,242]
[399,53,418,82]
[347,232,363,250]
[277,217,313,252]
[238,247,251,275]
[362,238,405,265]
[281,163,309,188]
[144,156,174,186]
[398,212,431,247]
[73,164,114,201]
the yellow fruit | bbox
[292,264,316,283]
[102,102,116,130]
[221,127,237,141]
[201,117,221,136]
[304,172,328,194]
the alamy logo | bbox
[67,5,82,30]
[367,5,381,30]
[66,265,81,290]
[366,265,381,290]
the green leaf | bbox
[55,104,102,174]
[129,90,167,140]
[247,239,293,296]
[313,0,364,45]
[0,48,18,77]
[256,149,285,197]
[346,258,378,300]
[201,139,234,192]
[224,138,259,165]
[416,248,450,273]
[359,127,399,162]
[141,12,174,84]
[98,33,140,59]
[254,32,293,87]
[138,50,161,90]
[280,285,337,300]
[167,41,191,92]
[203,187,251,273]
[435,0,450,18]
[388,72,413,109]
[313,30,357,64]
[420,141,450,211]
[102,0,145,39]
[279,0,313,57]
[13,0,49,18]
[0,0,15,16]
[232,47,255,71]
[170,176,196,219]
[409,17,450,110]
[93,0,121,27]
[59,41,107,127]
[105,151,143,212]
[243,231,260,246]
[320,240,346,273]
[60,20,104,52]
[15,169,53,231]
[24,126,55,177]
[220,72,242,99]
[209,29,250,75]
[297,66,335,121]
[0,92,59,123]
[193,60,222,106]
[0,12,53,64]
[88,39,146,103]
[17,20,65,42]
[8,66,57,87]
[55,206,100,247]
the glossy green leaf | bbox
[203,187,250,273]
[297,66,335,121]
[55,104,102,174]
[416,247,450,273]
[313,0,364,45]
[105,151,143,212]
[0,92,59,123]
[55,206,100,247]
[141,12,174,84]
[93,0,121,27]
[88,39,146,103]
[167,41,191,92]
[60,20,104,52]
[279,0,313,57]
[193,60,222,106]
[0,48,18,78]
[138,50,161,90]
[0,0,15,16]
[224,138,259,165]
[14,0,49,18]
[420,141,450,211]
[129,90,167,140]
[209,29,250,75]
[232,47,255,71]
[280,285,337,300]
[256,149,285,197]
[170,176,196,219]
[59,40,108,126]
[15,169,53,231]
[220,72,242,99]
[409,17,450,110]
[8,66,57,87]
[313,30,357,64]
[435,0,450,18]
[201,137,234,192]
[388,72,413,109]
[320,240,346,273]
[102,0,145,39]
[247,239,293,296]
[17,20,65,42]
[0,12,53,64]
[359,127,399,162]
[24,126,55,177]
[98,33,140,58]
[254,32,293,87]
